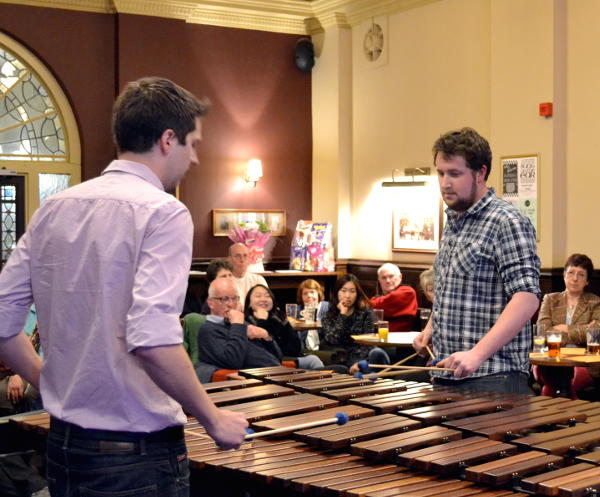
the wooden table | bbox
[351,331,420,348]
[288,317,322,331]
[530,348,600,368]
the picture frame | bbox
[212,209,287,237]
[500,154,540,240]
[392,182,443,253]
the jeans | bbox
[434,371,532,394]
[297,354,324,369]
[366,347,391,371]
[47,417,189,497]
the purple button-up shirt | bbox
[0,160,192,431]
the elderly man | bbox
[229,243,268,306]
[197,278,281,380]
[371,263,418,332]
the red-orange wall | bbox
[0,6,312,260]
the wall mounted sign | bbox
[500,154,540,239]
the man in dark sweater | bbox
[197,278,281,373]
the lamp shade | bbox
[246,159,263,183]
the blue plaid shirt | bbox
[431,188,541,379]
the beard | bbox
[444,176,478,213]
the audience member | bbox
[297,278,330,350]
[0,306,42,416]
[198,258,234,314]
[322,274,388,372]
[371,263,418,331]
[244,284,324,369]
[419,268,434,303]
[196,278,281,380]
[229,242,267,307]
[535,253,600,398]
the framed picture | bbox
[392,182,443,252]
[212,209,286,237]
[500,154,540,240]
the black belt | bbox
[50,416,184,444]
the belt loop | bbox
[140,437,147,456]
[62,424,71,450]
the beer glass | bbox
[546,330,563,358]
[587,327,600,355]
[303,306,316,325]
[373,309,384,323]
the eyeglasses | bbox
[565,270,587,280]
[210,295,240,304]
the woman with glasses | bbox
[535,253,600,398]
[244,284,324,369]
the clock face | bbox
[364,23,383,62]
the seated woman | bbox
[244,284,324,370]
[321,274,388,373]
[536,253,600,398]
[419,268,434,304]
[296,278,330,351]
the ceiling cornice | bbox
[0,0,440,34]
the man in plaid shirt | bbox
[414,128,541,393]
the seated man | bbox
[371,263,418,331]
[229,242,268,307]
[197,278,281,381]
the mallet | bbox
[244,412,349,440]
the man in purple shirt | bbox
[0,78,248,496]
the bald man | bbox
[197,278,281,375]
[228,243,268,306]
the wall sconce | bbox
[245,158,263,188]
[382,167,430,187]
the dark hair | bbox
[296,278,324,304]
[112,77,209,154]
[432,127,492,180]
[564,253,594,281]
[206,258,233,284]
[327,274,370,318]
[244,284,285,322]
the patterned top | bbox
[431,188,541,379]
[322,308,374,367]
[537,291,600,345]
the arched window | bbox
[0,32,80,265]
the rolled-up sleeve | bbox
[0,231,34,338]
[496,215,541,300]
[126,203,193,351]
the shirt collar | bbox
[207,315,225,325]
[102,160,165,191]
[445,187,496,224]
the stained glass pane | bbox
[1,184,17,264]
[39,173,70,203]
[0,45,66,161]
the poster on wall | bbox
[500,154,540,239]
[392,182,443,253]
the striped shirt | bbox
[431,188,541,379]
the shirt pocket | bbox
[450,242,483,274]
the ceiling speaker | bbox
[295,38,314,73]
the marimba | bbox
[10,368,600,497]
